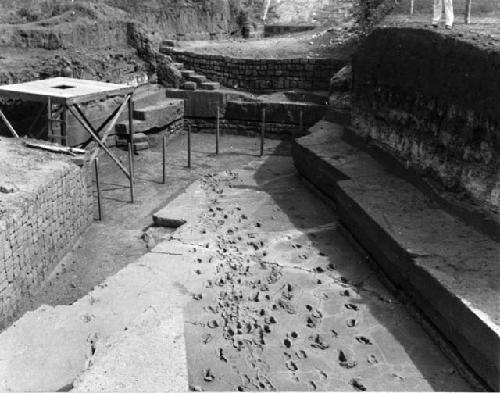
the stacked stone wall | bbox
[185,117,304,139]
[170,50,346,91]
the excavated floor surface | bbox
[0,135,473,392]
[164,154,472,391]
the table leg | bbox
[128,96,135,203]
[61,105,68,146]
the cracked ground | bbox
[164,153,471,391]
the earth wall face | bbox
[107,0,238,40]
[352,27,500,216]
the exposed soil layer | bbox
[351,23,500,232]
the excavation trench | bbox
[151,149,472,392]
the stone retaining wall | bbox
[168,49,346,91]
[0,140,94,329]
[185,118,305,139]
[182,98,326,139]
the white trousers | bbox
[433,0,454,26]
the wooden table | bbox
[0,77,137,202]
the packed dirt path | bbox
[167,155,471,391]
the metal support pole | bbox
[410,0,414,15]
[188,124,192,168]
[61,105,67,147]
[127,98,135,203]
[260,107,266,157]
[95,158,103,221]
[162,135,167,184]
[216,105,220,155]
[47,96,52,142]
[465,0,472,24]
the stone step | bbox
[115,120,150,135]
[159,45,174,55]
[187,74,207,84]
[182,81,197,91]
[161,40,176,47]
[180,70,196,79]
[200,81,220,91]
[116,132,148,145]
[117,141,150,152]
[116,134,149,151]
[133,141,149,151]
[133,99,184,126]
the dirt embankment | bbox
[0,0,241,42]
[351,26,500,232]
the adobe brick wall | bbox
[169,50,347,91]
[0,139,94,329]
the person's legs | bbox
[433,0,443,25]
[444,0,454,27]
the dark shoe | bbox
[432,22,439,28]
[445,24,453,30]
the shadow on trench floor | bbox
[179,141,473,391]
